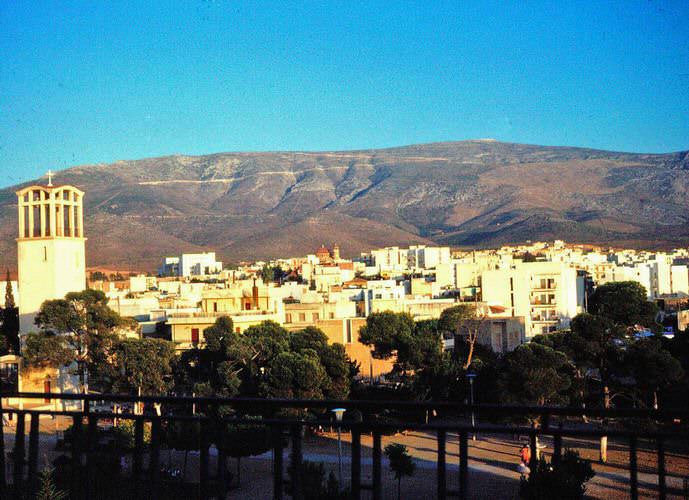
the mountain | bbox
[1,140,688,271]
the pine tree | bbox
[36,467,68,500]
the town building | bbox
[158,252,223,277]
[481,261,584,339]
[15,181,86,331]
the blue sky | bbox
[1,1,688,186]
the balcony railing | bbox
[1,392,688,499]
[167,310,277,319]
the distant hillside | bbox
[1,140,688,270]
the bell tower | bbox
[16,175,86,331]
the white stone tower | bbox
[16,176,86,331]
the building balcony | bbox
[530,301,556,307]
[531,317,560,323]
[167,309,276,319]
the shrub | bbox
[519,449,595,500]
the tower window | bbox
[44,205,51,236]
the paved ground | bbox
[2,415,688,499]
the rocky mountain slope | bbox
[1,140,688,270]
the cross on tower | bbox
[47,169,53,187]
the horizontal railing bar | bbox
[1,410,686,441]
[3,391,689,419]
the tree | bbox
[166,420,201,481]
[290,327,352,399]
[404,320,444,372]
[438,304,489,369]
[287,461,349,500]
[535,314,624,406]
[358,312,443,377]
[34,290,127,392]
[263,350,327,401]
[4,270,15,309]
[621,338,684,409]
[203,315,234,352]
[36,466,68,500]
[259,265,285,284]
[23,332,75,368]
[359,311,415,361]
[588,281,658,328]
[113,338,176,395]
[384,443,415,500]
[243,321,290,367]
[219,420,272,485]
[536,313,628,462]
[519,449,595,500]
[498,343,573,408]
[1,270,19,353]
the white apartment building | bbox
[407,245,451,269]
[363,279,406,315]
[481,261,584,339]
[179,252,223,277]
[671,265,689,295]
[312,264,356,292]
[369,247,410,273]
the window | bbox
[43,246,47,261]
[285,313,292,323]
[312,312,319,321]
[299,313,306,322]
[346,320,352,343]
[191,328,199,344]
[329,312,335,319]
[44,378,51,403]
[235,327,240,333]
[213,302,218,312]
[45,205,51,236]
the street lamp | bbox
[332,408,347,484]
[467,372,477,440]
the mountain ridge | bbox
[1,140,688,271]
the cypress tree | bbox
[2,269,19,353]
[4,269,15,309]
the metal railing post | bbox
[71,415,83,500]
[459,430,468,500]
[437,429,446,500]
[273,425,284,500]
[552,423,563,467]
[372,431,382,500]
[658,438,666,500]
[200,418,210,500]
[217,435,227,500]
[0,394,5,491]
[629,435,638,500]
[529,426,538,469]
[150,417,161,500]
[86,415,98,499]
[27,413,40,497]
[12,412,25,500]
[133,416,144,497]
[351,426,361,500]
[290,423,303,500]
